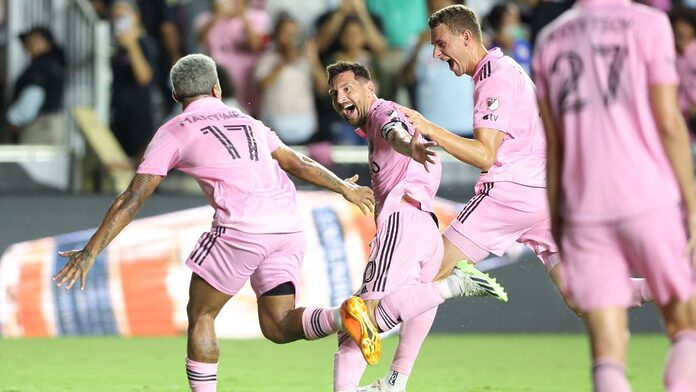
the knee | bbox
[260,322,292,344]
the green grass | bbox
[0,334,667,391]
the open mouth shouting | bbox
[342,103,358,121]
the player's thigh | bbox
[618,204,694,309]
[187,272,233,320]
[359,207,441,301]
[584,307,629,361]
[561,223,634,313]
[435,234,478,280]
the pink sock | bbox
[629,278,652,307]
[185,357,218,392]
[334,332,368,392]
[664,330,696,392]
[302,307,339,340]
[374,283,444,332]
[391,307,437,375]
[592,358,631,392]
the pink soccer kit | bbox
[443,48,558,269]
[334,99,444,392]
[137,97,305,297]
[533,0,692,312]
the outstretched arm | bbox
[272,144,375,215]
[53,174,162,290]
[384,124,437,172]
[400,105,503,171]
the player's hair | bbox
[428,4,482,42]
[326,61,372,87]
[170,54,219,99]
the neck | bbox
[182,94,214,110]
[468,44,489,76]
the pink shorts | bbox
[359,205,444,301]
[444,181,559,271]
[186,226,305,298]
[561,203,694,312]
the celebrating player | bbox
[533,1,696,391]
[52,53,377,392]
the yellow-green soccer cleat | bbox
[454,261,508,302]
[341,296,382,365]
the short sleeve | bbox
[137,129,180,176]
[645,13,678,86]
[371,102,411,140]
[472,72,514,133]
[257,120,282,152]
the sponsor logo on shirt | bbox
[486,97,499,111]
[482,113,498,121]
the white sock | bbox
[436,274,463,299]
[332,308,343,331]
[383,369,409,391]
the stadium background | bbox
[0,0,691,390]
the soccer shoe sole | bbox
[341,296,382,365]
[456,260,509,302]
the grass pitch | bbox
[0,334,667,391]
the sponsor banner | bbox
[0,191,459,338]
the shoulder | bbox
[475,57,517,89]
[535,8,579,48]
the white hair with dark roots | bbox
[170,54,218,99]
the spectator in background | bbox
[136,0,183,116]
[216,65,241,109]
[671,8,696,138]
[110,0,158,159]
[518,0,574,49]
[314,0,386,60]
[196,0,269,116]
[263,0,329,34]
[6,26,65,145]
[401,0,474,136]
[255,12,326,145]
[486,2,532,75]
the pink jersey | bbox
[137,97,303,234]
[355,98,442,227]
[677,40,696,120]
[532,0,680,223]
[473,48,546,188]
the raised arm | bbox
[400,105,502,171]
[650,83,696,263]
[53,174,162,290]
[272,144,374,214]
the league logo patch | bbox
[486,97,499,111]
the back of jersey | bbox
[533,1,681,224]
[138,97,303,234]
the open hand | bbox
[342,174,375,215]
[53,249,96,290]
[409,129,438,172]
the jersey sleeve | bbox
[645,13,678,86]
[472,71,514,133]
[372,102,412,140]
[260,120,282,152]
[137,128,180,176]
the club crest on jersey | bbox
[486,97,499,111]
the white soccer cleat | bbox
[357,379,404,392]
[453,261,508,302]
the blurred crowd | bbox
[5,0,696,163]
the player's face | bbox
[329,71,374,127]
[431,24,469,76]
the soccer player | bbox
[324,61,509,392]
[533,1,696,391]
[52,53,378,392]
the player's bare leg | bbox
[256,283,304,343]
[659,296,696,390]
[186,273,232,391]
[434,236,470,280]
[584,307,631,392]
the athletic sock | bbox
[374,283,445,332]
[185,357,218,392]
[391,306,437,376]
[592,357,631,392]
[664,330,696,392]
[334,332,368,392]
[437,273,465,298]
[302,307,340,340]
[382,369,409,392]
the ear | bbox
[461,29,472,46]
[171,89,180,103]
[212,82,222,99]
[366,80,376,94]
